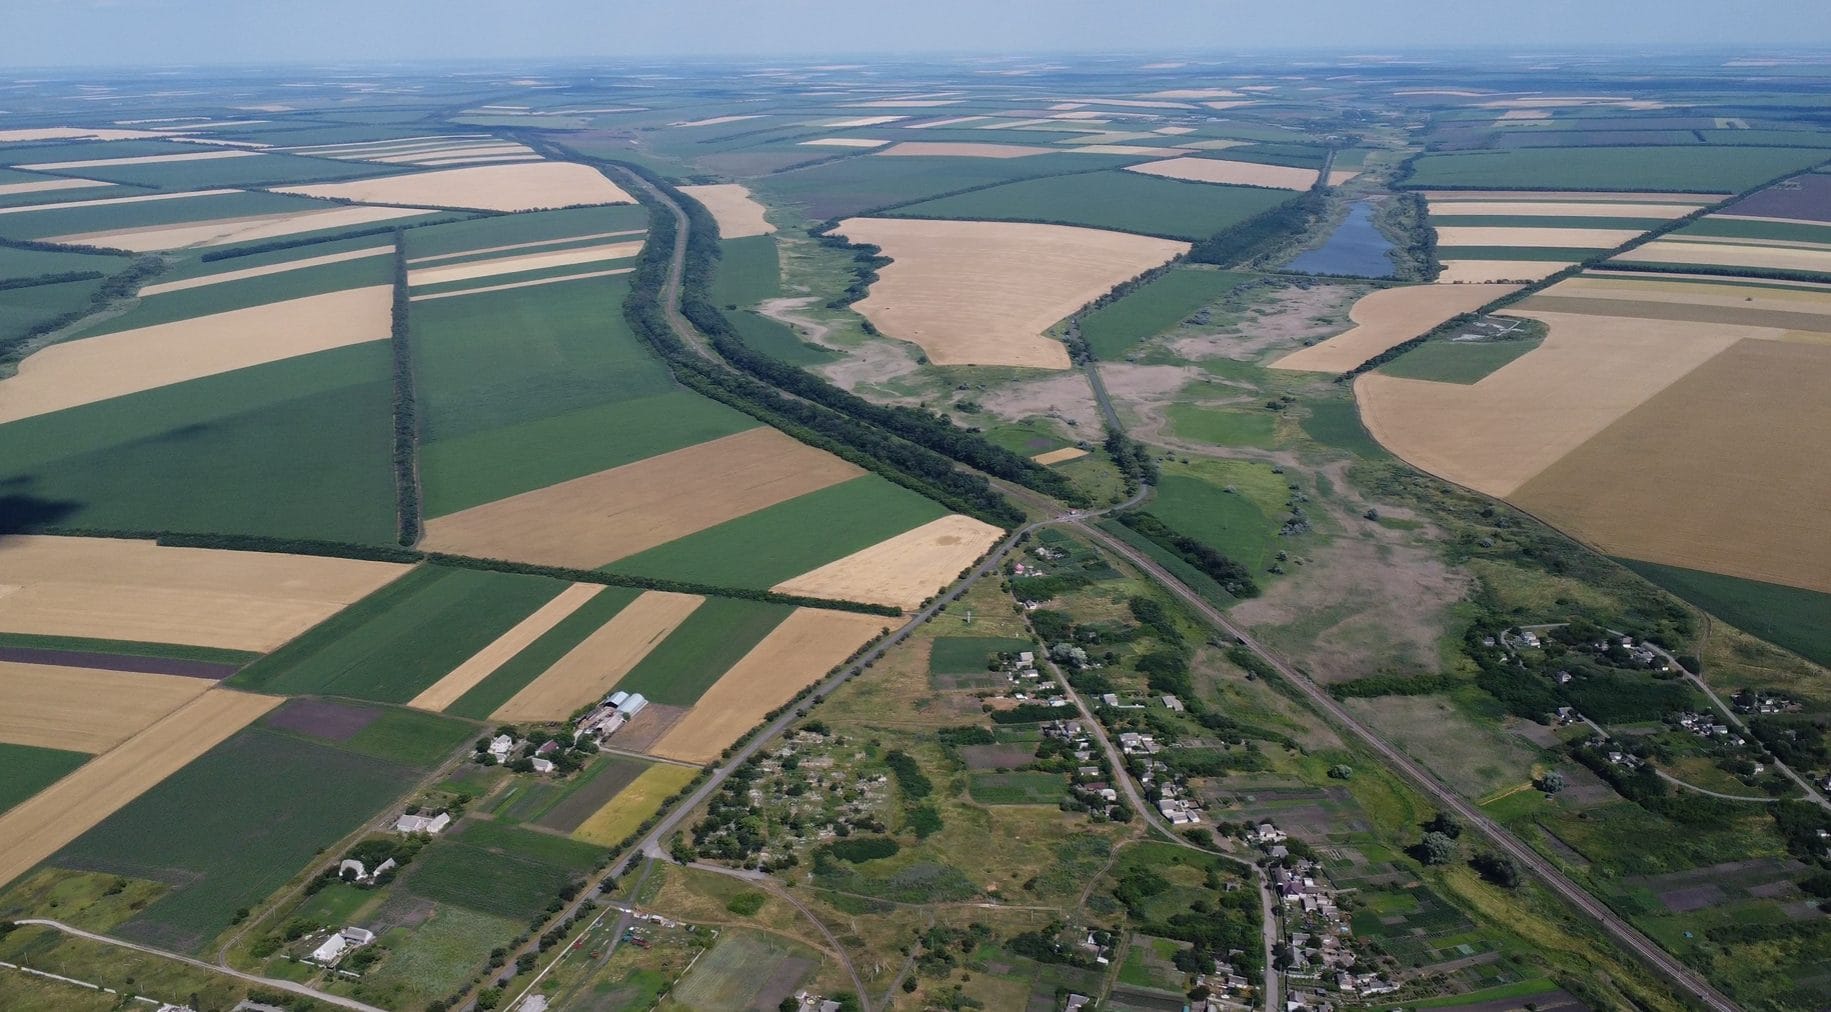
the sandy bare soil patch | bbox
[1435,260,1574,284]
[0,177,113,198]
[0,127,167,142]
[1032,447,1089,465]
[0,688,278,890]
[1428,200,1702,219]
[1434,226,1644,248]
[1617,239,1831,273]
[678,183,773,239]
[0,662,211,752]
[48,203,426,252]
[0,187,238,218]
[772,514,1004,609]
[405,241,642,287]
[833,217,1186,369]
[1066,144,1191,157]
[423,427,861,569]
[1154,126,1197,135]
[1271,283,1518,373]
[979,370,1104,433]
[798,137,890,148]
[492,592,705,722]
[1421,190,1726,204]
[1181,140,1250,151]
[1326,170,1361,187]
[138,245,391,296]
[407,230,643,266]
[1498,109,1553,121]
[648,609,890,763]
[1513,338,1831,594]
[18,149,259,171]
[876,142,1051,159]
[0,285,391,424]
[0,536,407,652]
[1125,156,1318,191]
[409,267,633,302]
[903,116,988,129]
[274,162,634,212]
[407,583,606,712]
[1204,101,1257,111]
[825,116,906,128]
[668,115,763,128]
[1141,89,1246,100]
[847,99,963,108]
[1355,310,1757,497]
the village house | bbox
[488,734,515,761]
[394,810,451,835]
[309,926,375,965]
[337,857,396,885]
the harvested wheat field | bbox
[1420,190,1725,204]
[0,662,211,752]
[648,609,890,764]
[1064,144,1191,157]
[406,241,642,286]
[1513,338,1831,594]
[491,592,704,722]
[0,127,168,142]
[47,203,426,252]
[18,148,260,171]
[422,427,862,569]
[0,177,113,198]
[833,217,1187,369]
[0,688,279,890]
[1355,311,1759,497]
[679,183,773,239]
[772,514,1004,609]
[877,142,1051,159]
[1141,88,1245,100]
[1032,447,1089,465]
[0,536,407,652]
[1617,239,1831,273]
[1427,200,1703,219]
[407,583,607,712]
[1433,226,1644,249]
[799,137,890,148]
[669,115,762,128]
[1272,283,1518,373]
[407,230,643,266]
[409,267,632,302]
[1520,274,1831,325]
[1125,156,1319,190]
[1435,260,1574,284]
[0,188,237,218]
[274,161,634,212]
[0,285,391,423]
[138,245,392,297]
[826,116,906,128]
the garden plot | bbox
[648,609,890,764]
[0,285,390,423]
[833,217,1186,368]
[771,514,1005,609]
[421,427,862,570]
[273,161,634,212]
[0,536,407,652]
[678,183,773,238]
[1272,283,1519,373]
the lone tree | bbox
[1420,831,1458,866]
[1425,811,1463,838]
[1472,850,1521,888]
[1539,770,1567,794]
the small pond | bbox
[1286,200,1396,278]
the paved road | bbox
[20,920,384,1012]
[1071,523,1740,1012]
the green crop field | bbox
[1301,399,1390,459]
[452,818,605,871]
[403,826,593,921]
[0,180,123,209]
[1618,560,1831,667]
[152,232,388,283]
[84,253,393,335]
[229,565,568,702]
[1379,336,1544,383]
[420,392,757,518]
[444,586,643,719]
[1403,147,1826,193]
[0,189,325,241]
[0,343,398,543]
[1677,216,1831,244]
[668,930,817,1010]
[968,771,1068,804]
[711,235,780,308]
[1427,214,1675,230]
[0,274,109,339]
[338,708,474,767]
[54,728,420,953]
[606,475,946,590]
[0,244,127,281]
[1149,466,1286,576]
[726,309,835,366]
[63,153,411,190]
[0,743,87,815]
[753,153,1144,221]
[0,632,257,666]
[0,139,205,163]
[1434,245,1604,262]
[888,170,1292,240]
[354,904,519,1011]
[1165,403,1278,448]
[402,204,648,259]
[929,636,1035,674]
[1079,267,1253,358]
[610,598,795,706]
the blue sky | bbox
[5,0,1830,67]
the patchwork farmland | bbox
[0,46,1826,1012]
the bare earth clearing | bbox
[0,536,407,652]
[771,514,1004,609]
[275,161,635,212]
[0,662,212,752]
[493,592,706,722]
[407,583,607,712]
[0,285,391,423]
[1271,283,1518,373]
[834,217,1186,369]
[648,609,891,764]
[422,427,862,569]
[0,689,280,890]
